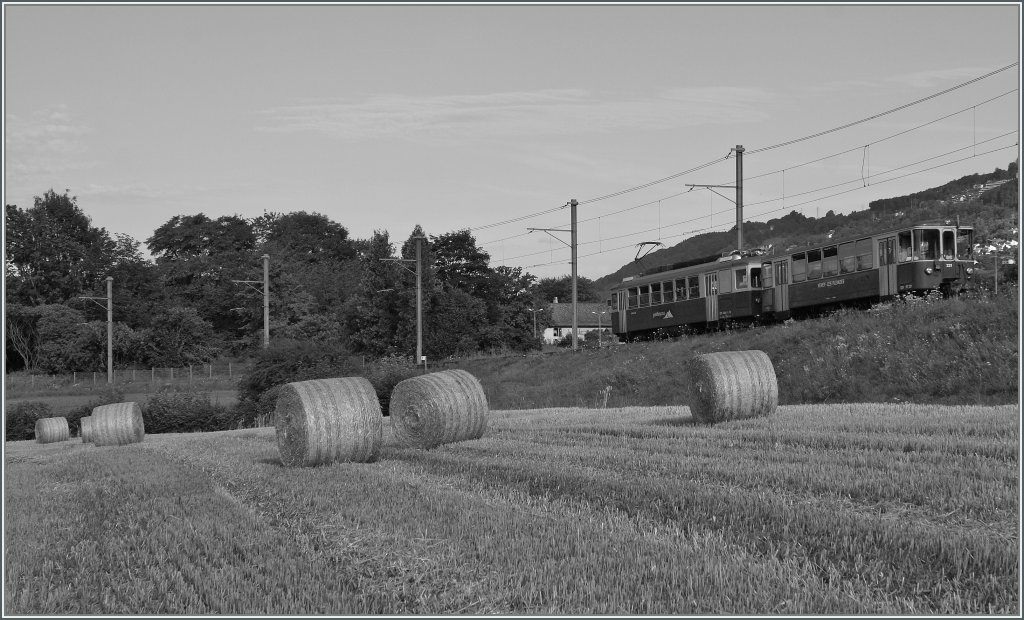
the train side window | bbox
[662,280,673,302]
[792,253,806,282]
[822,245,838,277]
[807,249,822,280]
[640,285,651,307]
[839,242,856,274]
[628,287,639,309]
[718,269,733,294]
[687,275,700,299]
[650,282,662,305]
[856,238,873,270]
[735,268,748,289]
[898,231,913,261]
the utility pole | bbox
[686,144,745,251]
[527,198,579,351]
[382,236,426,369]
[232,255,271,349]
[735,144,744,250]
[570,198,578,352]
[106,277,112,383]
[528,308,542,339]
[262,254,270,349]
[79,277,114,384]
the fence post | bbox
[229,362,232,378]
[133,368,136,381]
[73,371,77,385]
[151,368,155,386]
[189,364,193,385]
[93,372,96,386]
[208,363,212,378]
[171,367,174,380]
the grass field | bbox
[3,403,1018,614]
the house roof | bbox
[548,302,610,328]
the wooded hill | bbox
[593,161,1019,295]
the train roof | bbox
[613,220,973,289]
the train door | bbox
[878,236,897,297]
[703,272,718,323]
[617,290,628,333]
[773,259,789,315]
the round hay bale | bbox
[274,377,382,467]
[390,369,488,449]
[35,417,69,444]
[686,350,778,423]
[91,402,145,446]
[80,416,94,443]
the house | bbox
[541,298,613,345]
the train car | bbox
[610,221,976,340]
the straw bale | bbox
[80,416,94,443]
[91,402,146,446]
[35,417,69,444]
[274,377,382,467]
[686,350,778,423]
[390,369,488,449]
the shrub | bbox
[65,387,125,438]
[5,401,53,441]
[143,389,236,434]
[237,340,421,424]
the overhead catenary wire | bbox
[508,138,1018,269]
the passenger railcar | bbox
[609,222,976,340]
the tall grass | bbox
[454,291,1019,409]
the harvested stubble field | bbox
[3,403,1018,615]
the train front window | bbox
[750,267,762,288]
[913,229,939,260]
[898,231,913,261]
[941,230,955,260]
[956,228,973,259]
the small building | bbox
[541,298,613,345]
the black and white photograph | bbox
[2,1,1020,615]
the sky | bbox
[3,2,1021,281]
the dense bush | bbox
[237,339,422,425]
[65,387,126,438]
[5,401,54,441]
[450,289,1019,409]
[143,389,236,434]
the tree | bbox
[343,231,404,357]
[5,303,46,370]
[146,213,258,338]
[533,275,601,304]
[34,305,91,373]
[142,306,221,367]
[5,190,115,305]
[430,229,491,295]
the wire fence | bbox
[4,362,252,394]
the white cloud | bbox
[256,87,776,144]
[4,104,94,178]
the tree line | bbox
[5,189,604,374]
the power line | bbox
[745,62,1018,155]
[469,62,1016,241]
[509,139,1018,271]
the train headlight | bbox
[966,267,974,274]
[925,267,934,274]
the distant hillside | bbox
[594,161,1019,295]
